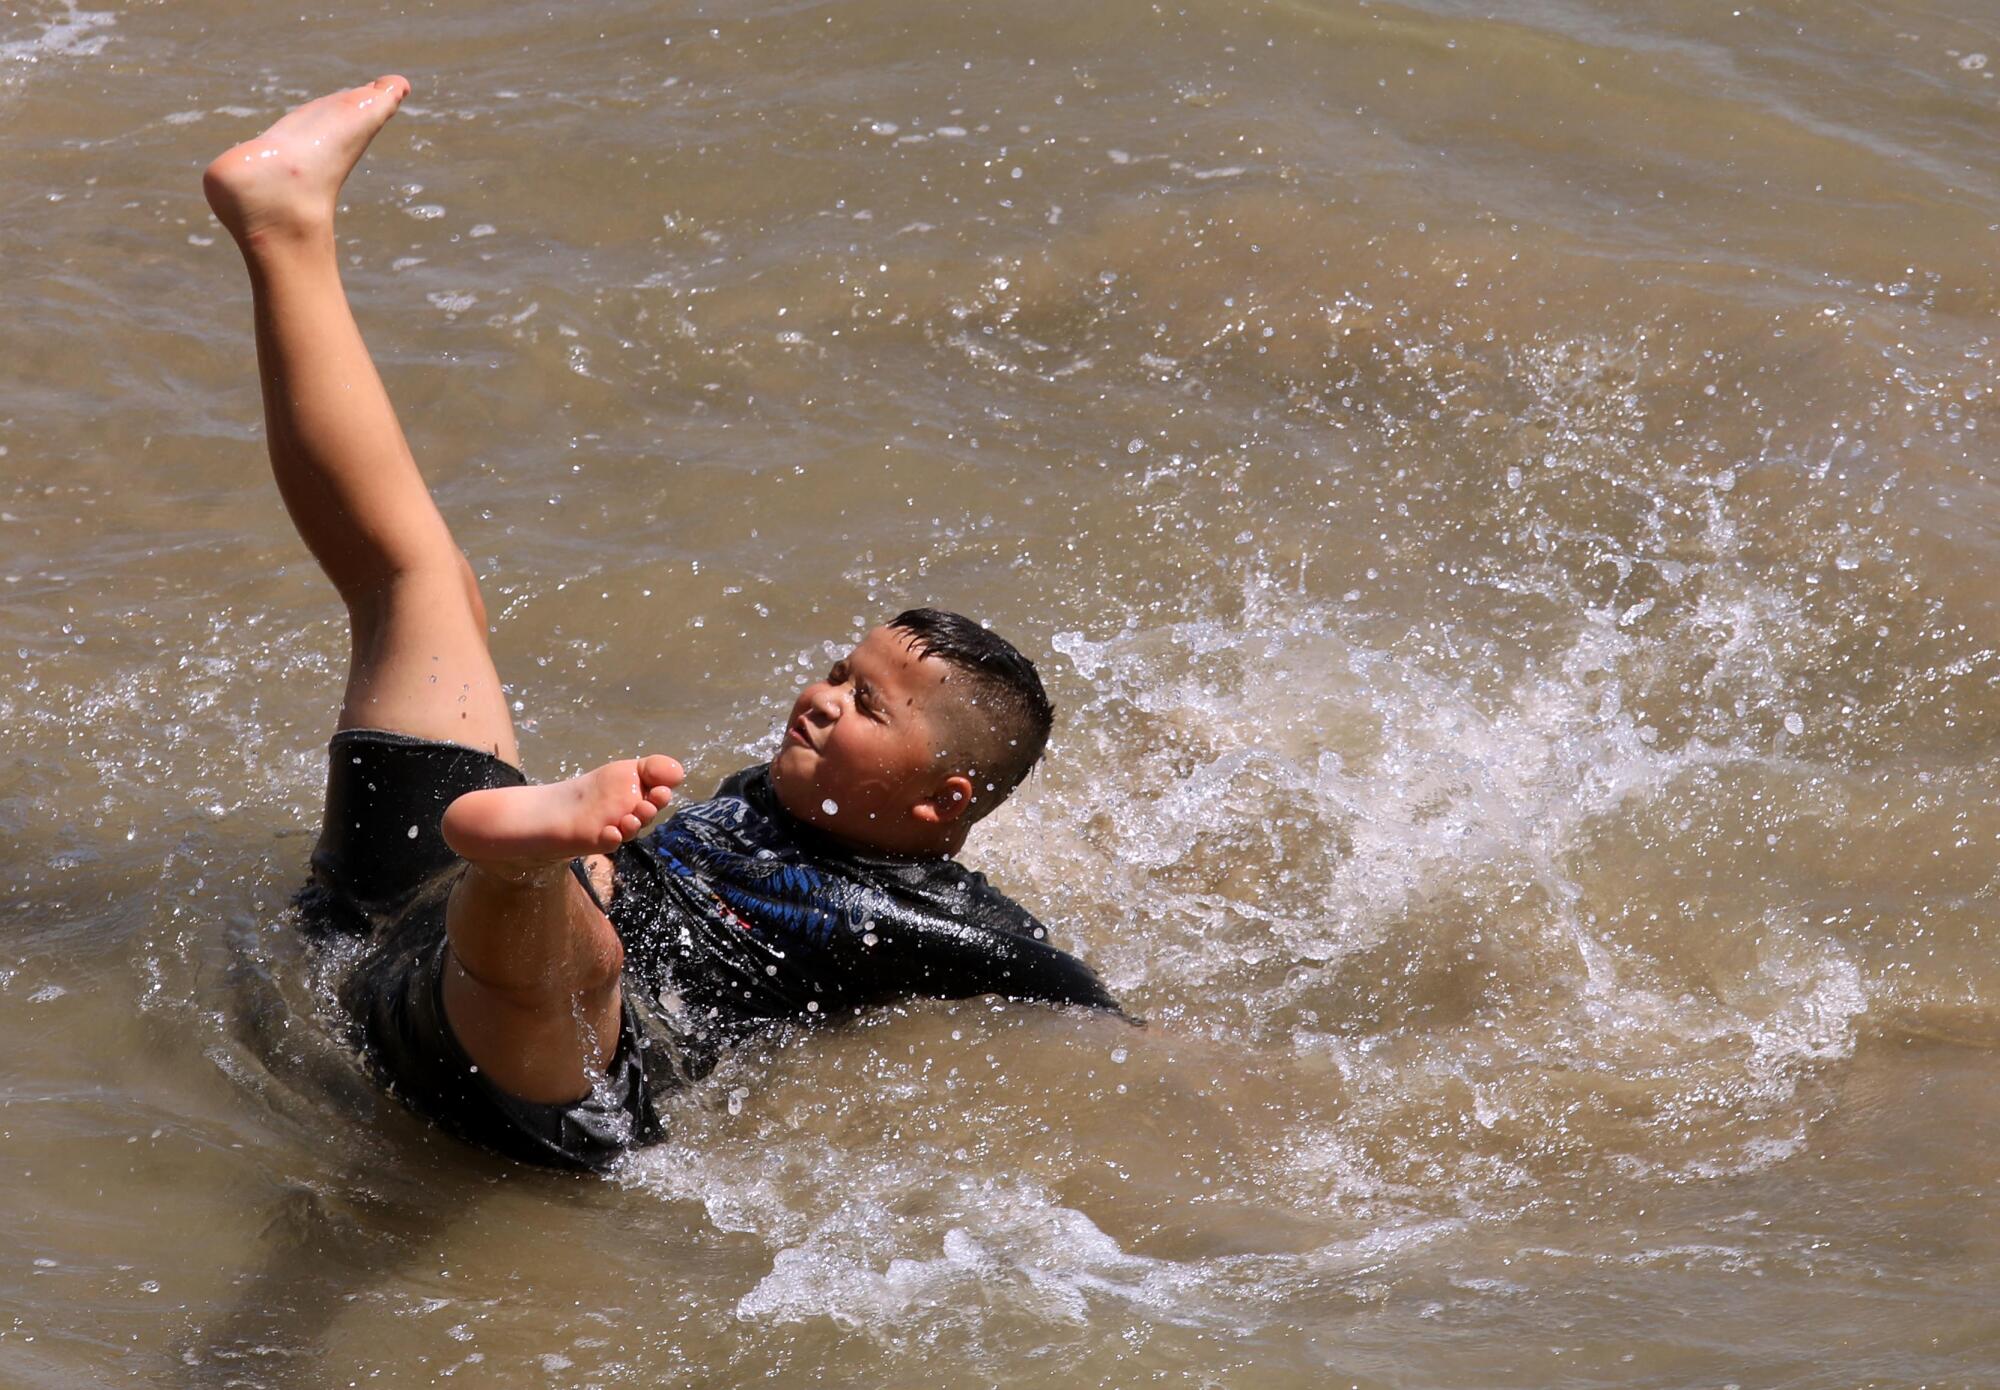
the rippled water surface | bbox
[4,0,1999,1385]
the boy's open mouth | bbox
[784,716,816,751]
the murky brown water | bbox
[4,0,1998,1384]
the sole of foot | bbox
[441,755,686,871]
[202,75,412,247]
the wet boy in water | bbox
[202,77,1116,1170]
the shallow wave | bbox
[0,0,116,68]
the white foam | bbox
[725,1175,1229,1332]
[0,2,116,64]
[620,1070,1265,1337]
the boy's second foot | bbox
[441,756,686,876]
[202,75,411,248]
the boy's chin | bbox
[769,743,811,790]
[767,751,826,817]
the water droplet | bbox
[1783,712,1804,736]
[1111,1046,1128,1064]
[407,825,420,839]
[821,798,840,815]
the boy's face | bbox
[769,625,972,853]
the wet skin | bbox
[769,625,977,859]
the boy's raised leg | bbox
[203,76,516,762]
[205,80,680,1102]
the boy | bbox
[203,77,1118,1171]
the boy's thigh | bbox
[339,568,517,763]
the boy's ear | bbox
[911,774,977,826]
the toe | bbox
[640,754,686,788]
[345,75,410,115]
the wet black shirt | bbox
[606,765,1116,1073]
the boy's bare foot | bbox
[202,75,411,248]
[441,756,686,875]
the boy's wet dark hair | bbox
[889,607,1054,813]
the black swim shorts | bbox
[299,728,663,1171]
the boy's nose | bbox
[809,687,844,720]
